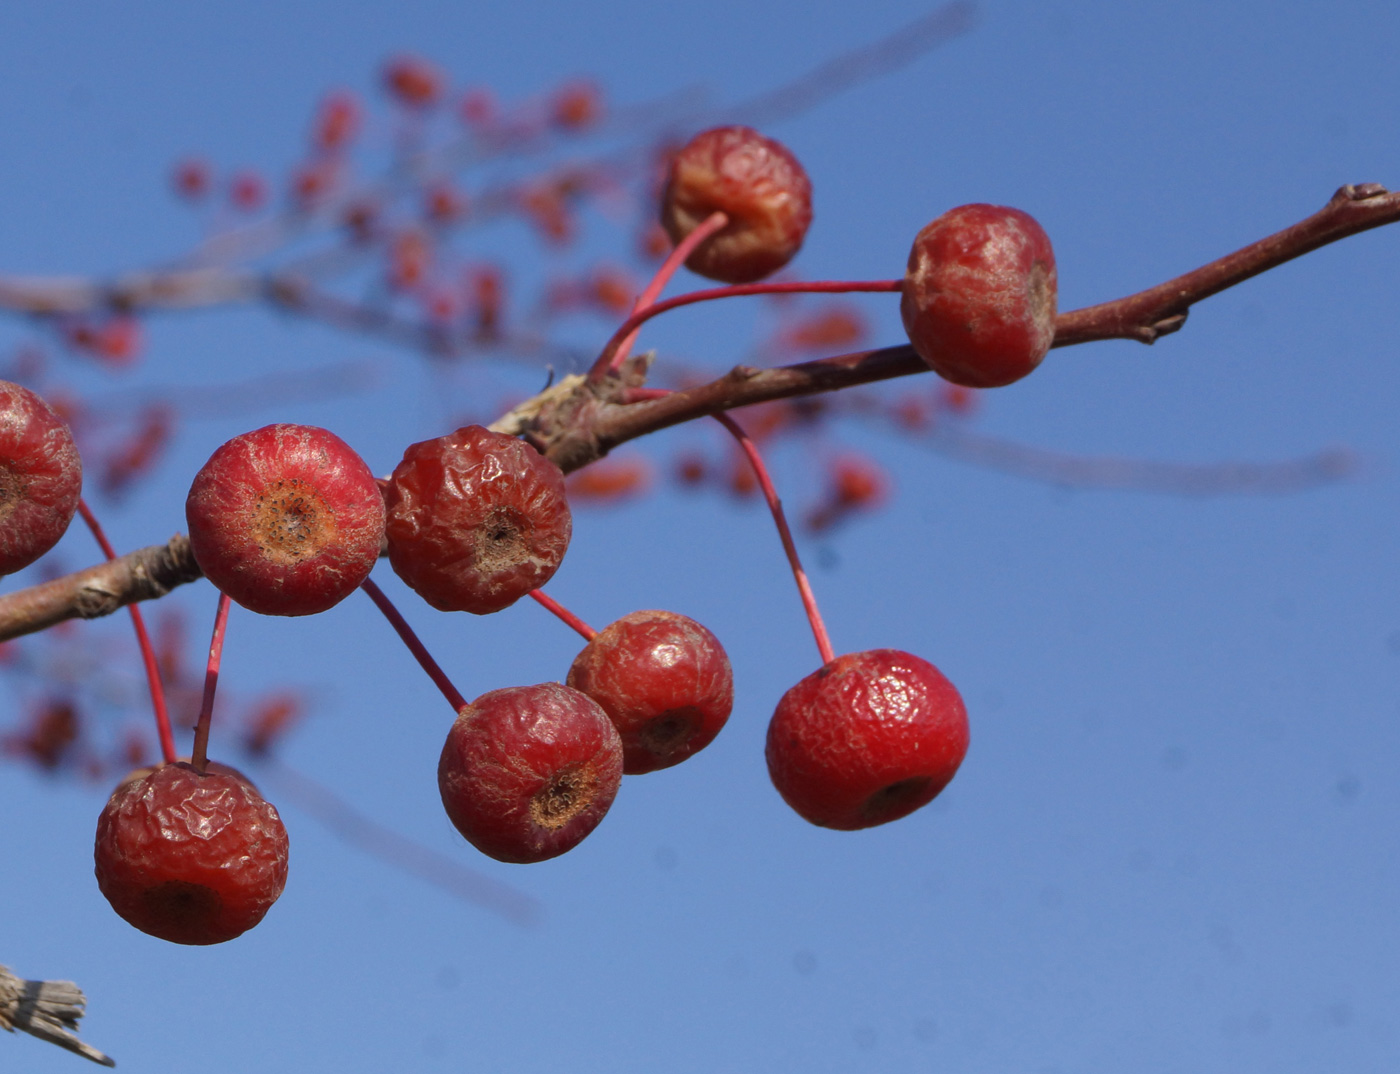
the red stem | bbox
[587,278,901,382]
[360,577,468,713]
[712,411,836,666]
[191,592,231,772]
[607,210,729,373]
[76,499,176,765]
[528,588,597,641]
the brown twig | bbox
[0,183,1394,640]
[1052,183,1400,346]
[0,535,200,642]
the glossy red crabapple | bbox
[661,125,813,284]
[900,203,1057,388]
[567,610,733,774]
[384,425,572,615]
[185,424,385,617]
[765,649,969,831]
[438,682,623,863]
[94,761,289,945]
[0,380,83,577]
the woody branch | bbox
[0,181,1394,642]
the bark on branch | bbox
[0,182,1394,642]
[0,536,200,642]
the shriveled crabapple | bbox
[901,203,1057,388]
[661,125,813,284]
[94,761,289,945]
[567,610,733,774]
[185,424,385,617]
[0,380,82,577]
[765,649,969,831]
[438,683,623,864]
[384,425,572,615]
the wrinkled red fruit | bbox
[661,125,813,284]
[765,649,969,831]
[901,203,1057,388]
[185,424,385,617]
[438,683,623,863]
[0,380,82,576]
[94,761,289,945]
[567,610,733,774]
[385,425,572,615]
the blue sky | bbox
[2,2,1399,1072]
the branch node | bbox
[1338,182,1389,203]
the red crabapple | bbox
[765,649,969,831]
[384,425,572,615]
[185,424,385,617]
[438,683,623,863]
[567,610,733,774]
[900,203,1057,388]
[0,380,82,577]
[94,761,289,945]
[661,125,813,284]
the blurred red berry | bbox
[566,457,651,503]
[242,694,305,758]
[342,200,380,243]
[313,90,362,152]
[424,182,466,224]
[228,171,268,212]
[587,265,636,314]
[383,54,444,109]
[387,231,432,291]
[171,158,212,201]
[940,384,978,416]
[290,160,337,209]
[779,306,866,353]
[99,403,172,497]
[550,79,603,130]
[674,454,707,486]
[2,698,80,771]
[457,87,496,127]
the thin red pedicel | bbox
[712,412,835,666]
[607,210,729,372]
[587,278,900,382]
[190,592,231,772]
[77,499,176,764]
[361,577,468,713]
[528,588,597,641]
[614,390,834,664]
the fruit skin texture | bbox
[661,125,813,284]
[900,203,1057,389]
[765,649,969,831]
[0,380,82,577]
[438,683,623,863]
[567,610,733,775]
[384,425,572,615]
[185,424,385,617]
[94,761,289,945]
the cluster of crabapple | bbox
[0,117,1058,946]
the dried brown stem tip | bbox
[0,963,115,1066]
